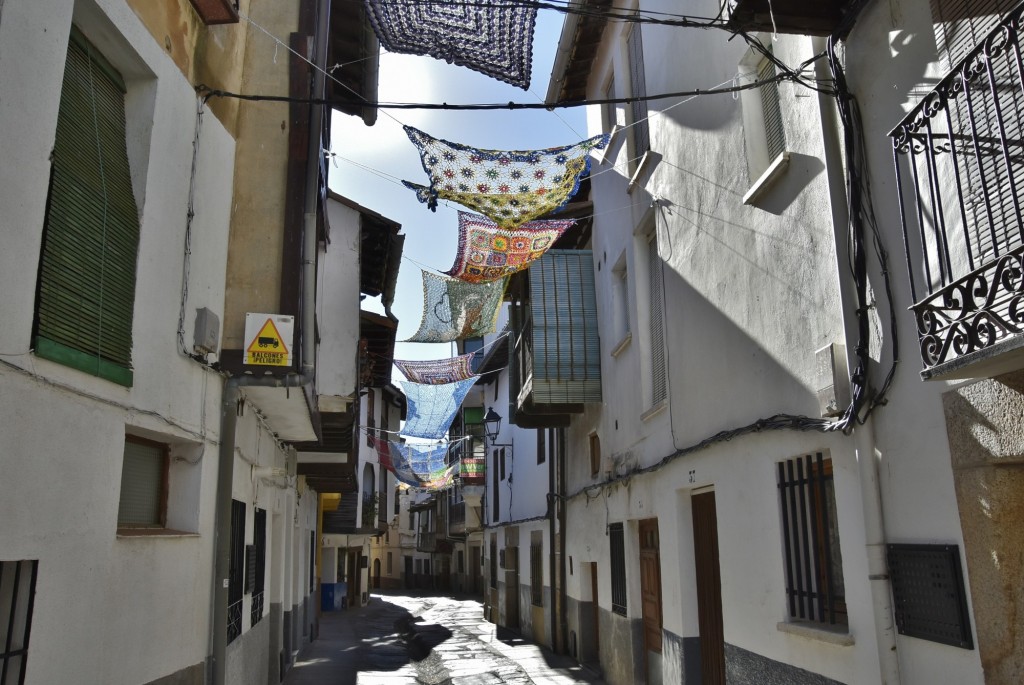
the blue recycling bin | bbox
[321,583,345,611]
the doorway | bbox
[505,547,520,631]
[691,491,725,684]
[639,518,664,684]
[373,558,381,589]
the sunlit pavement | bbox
[283,591,606,685]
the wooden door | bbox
[506,547,520,631]
[590,563,600,662]
[639,518,664,684]
[692,492,725,684]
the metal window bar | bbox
[227,600,243,644]
[250,592,265,628]
[777,453,843,625]
[648,233,667,405]
[609,523,627,615]
[890,2,1024,372]
[1,560,38,685]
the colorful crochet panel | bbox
[403,126,610,227]
[371,435,458,491]
[405,271,507,343]
[394,353,478,384]
[363,0,537,89]
[401,377,479,440]
[445,211,575,283]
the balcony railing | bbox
[417,531,437,553]
[891,4,1024,378]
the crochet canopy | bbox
[445,211,576,283]
[394,353,478,384]
[404,271,507,343]
[403,126,609,228]
[363,0,537,89]
[401,377,479,440]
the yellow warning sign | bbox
[245,318,290,366]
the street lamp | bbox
[483,407,512,447]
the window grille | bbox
[777,453,846,626]
[1,560,38,684]
[627,24,650,165]
[34,27,140,386]
[227,500,245,643]
[531,538,544,606]
[117,437,168,529]
[647,233,667,406]
[251,508,267,627]
[609,523,627,615]
[758,55,786,162]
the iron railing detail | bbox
[891,3,1024,374]
[227,599,243,644]
[250,591,264,628]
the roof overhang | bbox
[328,0,380,126]
[545,0,613,105]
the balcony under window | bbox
[509,250,602,426]
[891,3,1024,379]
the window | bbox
[626,24,650,172]
[589,433,601,477]
[251,508,267,627]
[646,231,667,406]
[387,552,393,575]
[492,448,502,522]
[609,522,627,615]
[531,533,544,606]
[117,437,168,529]
[0,560,38,683]
[778,452,846,626]
[366,390,375,447]
[930,0,1017,69]
[34,27,141,387]
[227,500,245,644]
[739,44,789,202]
[601,74,618,133]
[457,550,465,574]
[395,486,401,516]
[611,254,631,353]
[537,429,546,465]
[464,336,485,372]
[378,464,388,524]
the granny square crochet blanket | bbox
[445,211,576,283]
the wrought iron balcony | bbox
[891,4,1024,379]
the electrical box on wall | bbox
[815,343,850,418]
[193,307,220,355]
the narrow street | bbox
[284,592,605,685]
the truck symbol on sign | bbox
[258,336,279,348]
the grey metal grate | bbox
[887,543,973,649]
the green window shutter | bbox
[34,26,139,386]
[117,438,167,527]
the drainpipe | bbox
[812,36,900,685]
[211,1,331,681]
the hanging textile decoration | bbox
[400,377,479,440]
[445,211,576,283]
[371,436,458,491]
[362,0,538,89]
[404,271,506,343]
[394,352,478,384]
[402,126,610,227]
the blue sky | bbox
[327,9,587,368]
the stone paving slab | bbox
[283,591,605,685]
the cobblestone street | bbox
[283,592,605,685]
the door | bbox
[470,546,482,594]
[505,547,520,631]
[691,491,725,684]
[639,518,664,684]
[373,558,381,589]
[404,555,413,589]
[589,563,600,664]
